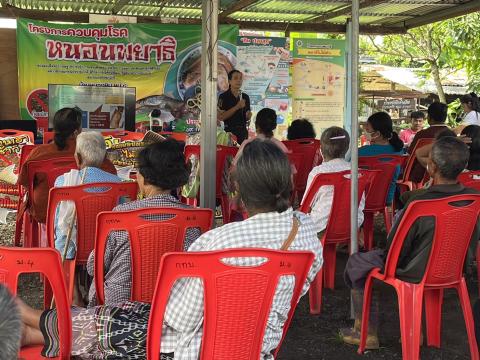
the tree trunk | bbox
[430,62,446,103]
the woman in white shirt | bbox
[455,93,480,133]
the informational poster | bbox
[236,36,290,137]
[16,18,238,131]
[292,38,346,135]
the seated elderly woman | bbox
[303,126,365,235]
[54,131,123,260]
[86,139,201,307]
[17,108,116,224]
[18,139,323,359]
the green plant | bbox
[447,98,462,127]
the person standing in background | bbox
[218,70,252,144]
[399,111,425,147]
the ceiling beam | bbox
[219,0,258,20]
[111,0,130,15]
[402,0,480,29]
[309,0,388,23]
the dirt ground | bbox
[2,214,477,359]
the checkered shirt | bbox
[303,158,365,233]
[86,194,201,307]
[160,208,323,360]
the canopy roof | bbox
[0,0,478,34]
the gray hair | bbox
[431,136,469,180]
[75,131,107,167]
[320,126,350,160]
[0,285,21,360]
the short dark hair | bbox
[427,102,448,123]
[137,139,190,190]
[461,125,480,171]
[0,285,21,359]
[255,108,277,138]
[431,136,469,180]
[320,126,350,160]
[228,69,242,81]
[287,118,316,140]
[410,111,425,120]
[236,139,292,213]
[150,109,161,118]
[53,107,82,150]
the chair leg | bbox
[323,243,337,289]
[477,243,480,298]
[424,288,443,347]
[397,282,423,360]
[363,212,374,250]
[382,207,392,234]
[358,275,374,354]
[14,212,23,247]
[220,195,230,224]
[308,269,323,314]
[457,278,480,360]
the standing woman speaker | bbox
[217,70,252,144]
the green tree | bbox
[361,13,480,103]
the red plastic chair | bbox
[0,129,34,143]
[146,249,315,360]
[46,182,138,300]
[22,157,77,248]
[283,138,321,199]
[358,195,480,360]
[0,247,71,359]
[397,138,434,194]
[183,145,238,223]
[95,207,213,304]
[287,152,303,203]
[300,169,372,314]
[43,131,54,144]
[102,130,145,141]
[359,155,408,250]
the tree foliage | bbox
[360,13,480,103]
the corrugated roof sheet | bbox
[0,0,477,32]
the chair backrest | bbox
[102,130,144,141]
[300,169,371,242]
[0,129,34,143]
[26,157,78,202]
[384,194,480,286]
[283,139,321,192]
[359,155,407,210]
[46,182,138,263]
[0,247,71,359]
[401,138,433,182]
[458,170,480,191]
[286,152,303,196]
[95,207,213,304]
[146,249,314,360]
[43,131,54,144]
[184,145,238,196]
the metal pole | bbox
[349,0,360,255]
[200,0,218,212]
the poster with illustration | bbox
[292,38,346,135]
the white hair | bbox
[0,285,21,360]
[75,131,107,167]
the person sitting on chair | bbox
[340,136,480,349]
[17,139,322,360]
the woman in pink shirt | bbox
[234,107,289,164]
[399,111,425,147]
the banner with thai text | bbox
[16,18,238,131]
[292,38,346,136]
